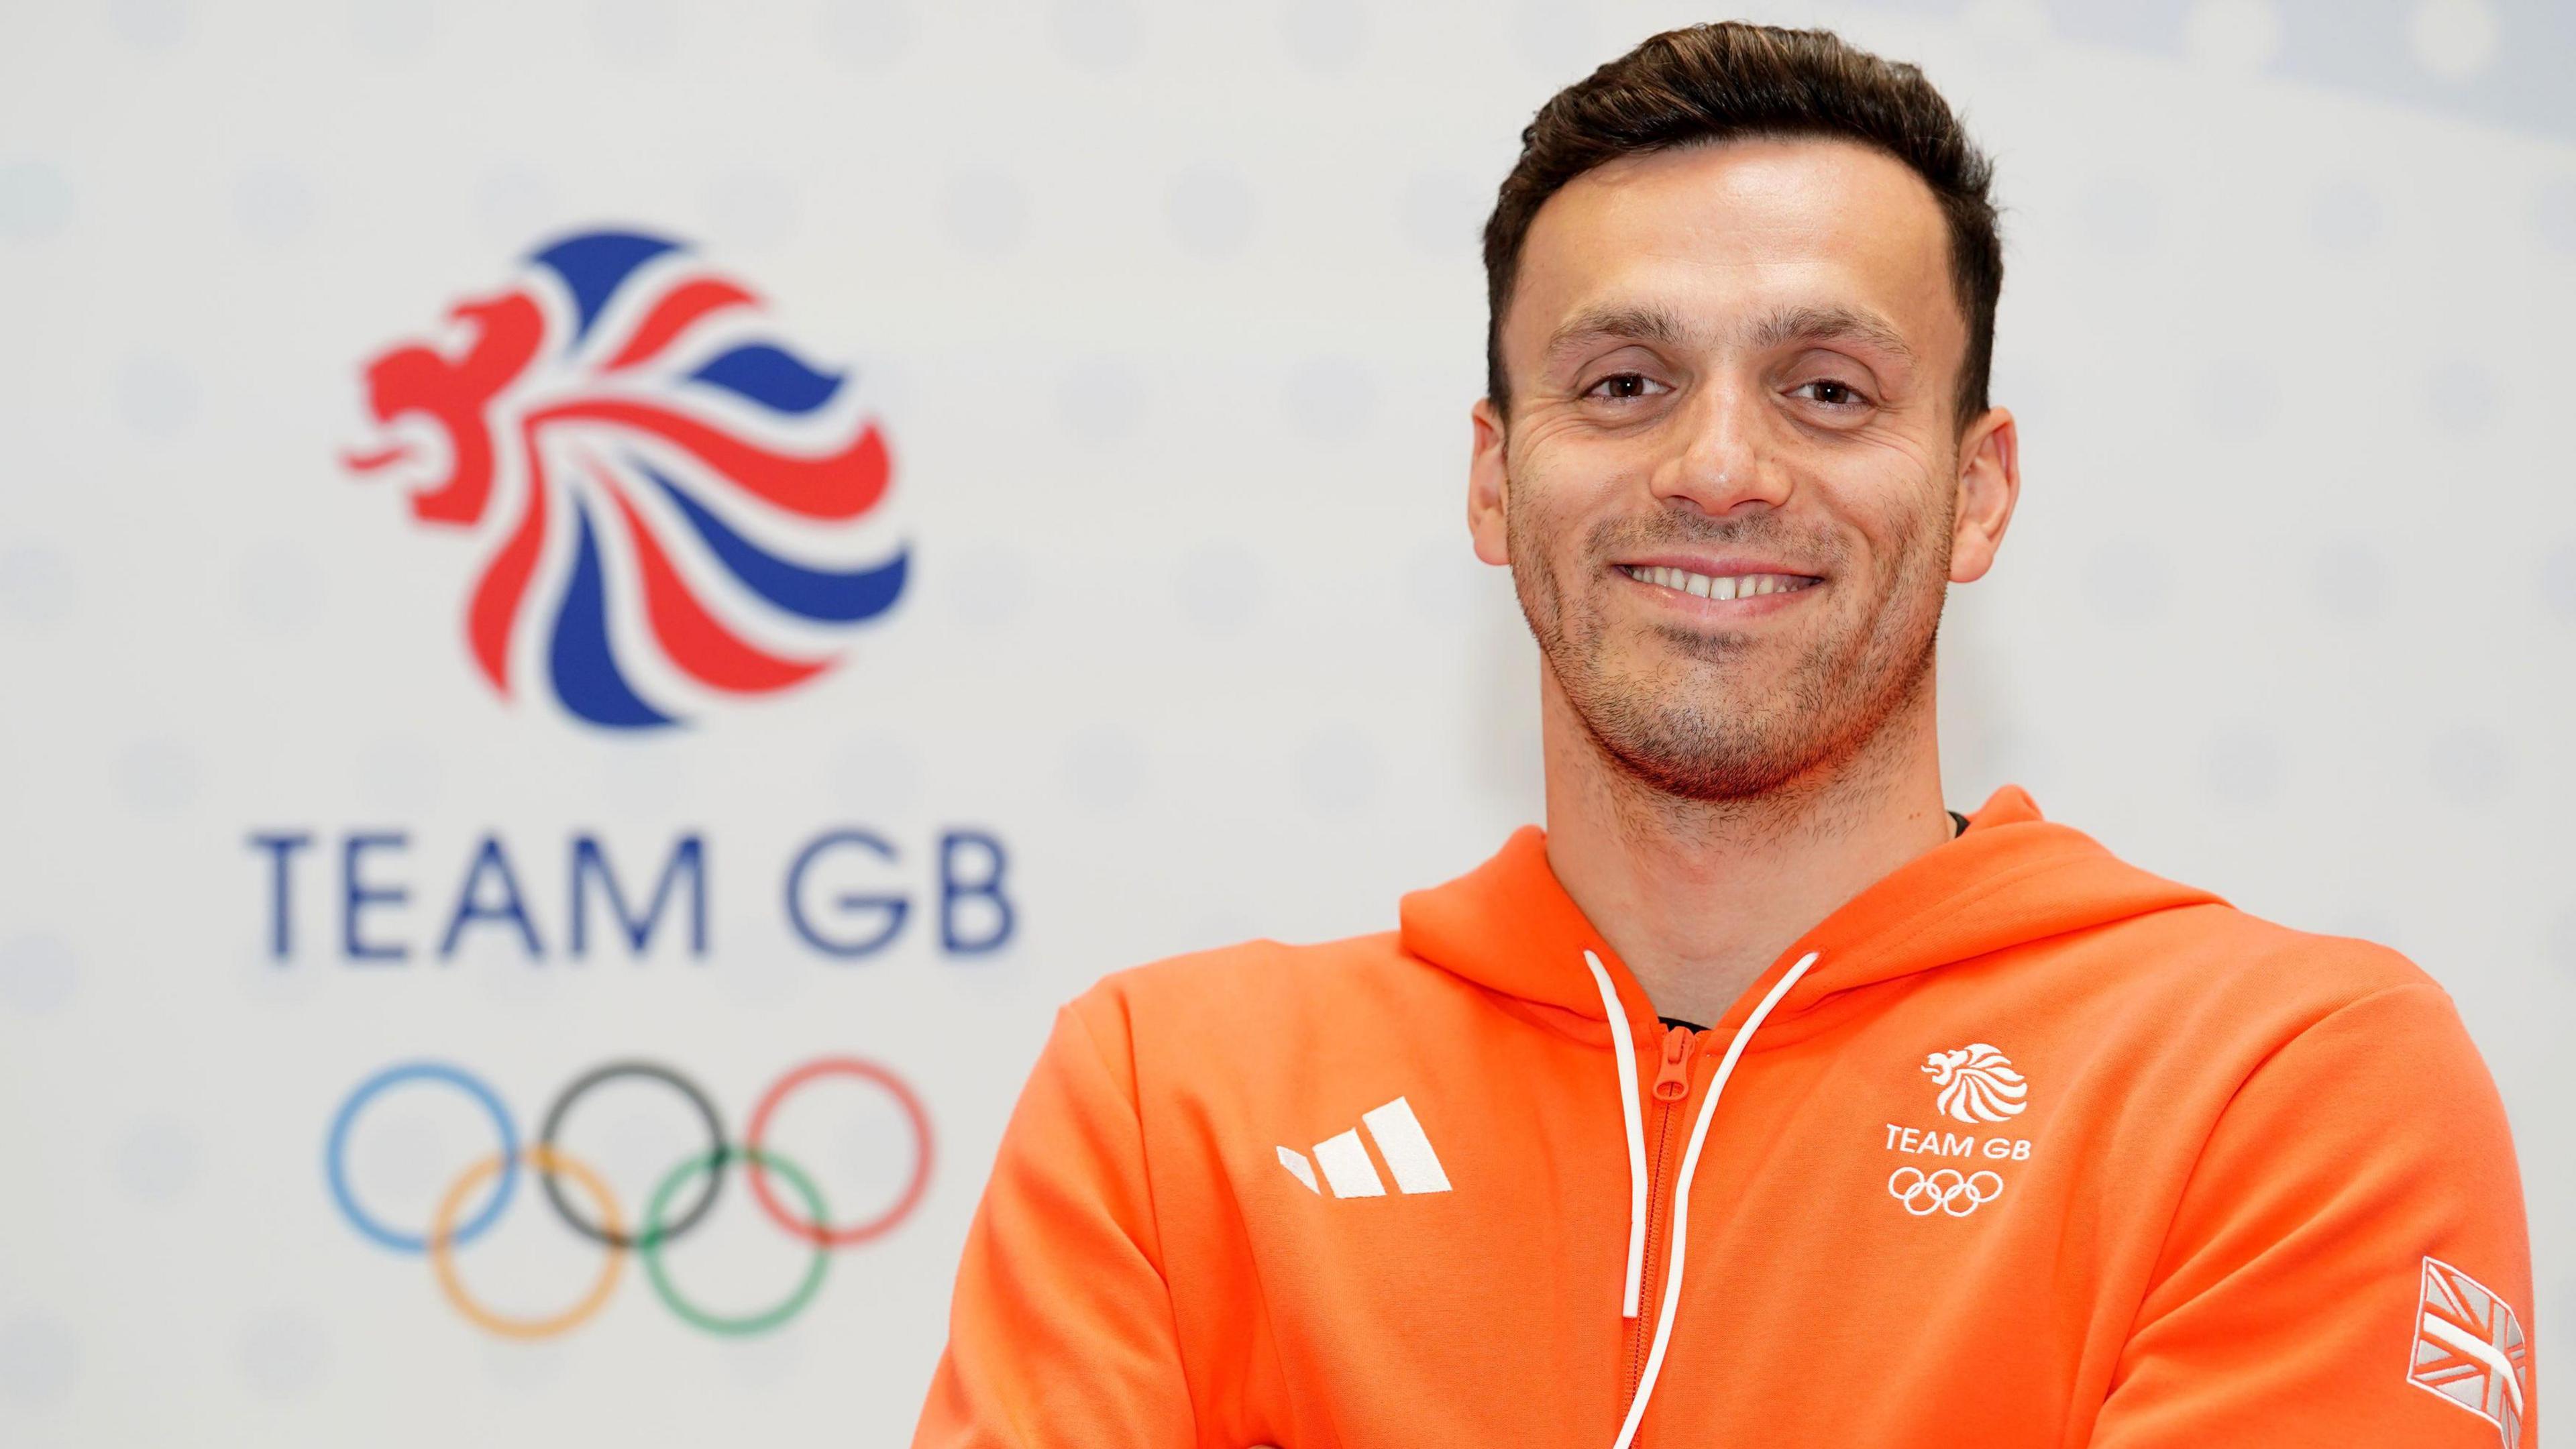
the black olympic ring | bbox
[537,1060,727,1250]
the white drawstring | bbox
[1607,950,1819,1449]
[1581,951,1649,1319]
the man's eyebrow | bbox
[1538,302,1918,372]
[1744,304,1915,362]
[1540,305,1694,366]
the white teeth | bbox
[1623,566,1811,601]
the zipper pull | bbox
[1653,1024,1695,1102]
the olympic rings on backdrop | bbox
[323,1057,933,1338]
[1886,1166,2004,1218]
[538,1061,726,1250]
[644,1147,830,1336]
[433,1146,626,1339]
[328,1062,521,1252]
[745,1056,933,1246]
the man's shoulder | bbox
[1070,930,1436,1018]
[2088,888,2461,1050]
[1053,930,1486,1075]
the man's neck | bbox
[1538,667,1954,1027]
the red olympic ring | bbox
[745,1056,933,1247]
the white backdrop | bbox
[2,1,2571,1444]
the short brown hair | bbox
[1482,22,2002,427]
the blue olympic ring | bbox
[325,1061,520,1253]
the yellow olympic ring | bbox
[429,1146,625,1340]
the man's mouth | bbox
[1616,564,1822,602]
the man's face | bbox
[1468,137,2016,801]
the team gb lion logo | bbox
[1922,1044,2028,1124]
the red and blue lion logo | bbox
[345,229,906,729]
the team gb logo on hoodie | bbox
[1923,1044,2029,1124]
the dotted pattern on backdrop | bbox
[1,0,2573,1442]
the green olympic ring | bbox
[640,1146,832,1337]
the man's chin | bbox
[1593,727,1812,803]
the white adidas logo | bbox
[1277,1095,1452,1197]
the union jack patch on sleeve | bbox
[2408,1255,2528,1448]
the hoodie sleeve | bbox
[911,1000,1198,1449]
[2090,980,2536,1448]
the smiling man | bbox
[914,23,2535,1448]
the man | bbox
[914,22,2535,1448]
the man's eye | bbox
[1587,373,1663,400]
[1793,380,1869,407]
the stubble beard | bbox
[1506,468,1954,810]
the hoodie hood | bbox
[1398,786,2223,1044]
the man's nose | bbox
[1648,383,1792,516]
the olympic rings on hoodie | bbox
[323,1057,932,1337]
[1887,1166,2004,1217]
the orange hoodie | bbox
[913,788,2535,1448]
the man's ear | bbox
[1948,405,2019,584]
[1468,397,1511,567]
